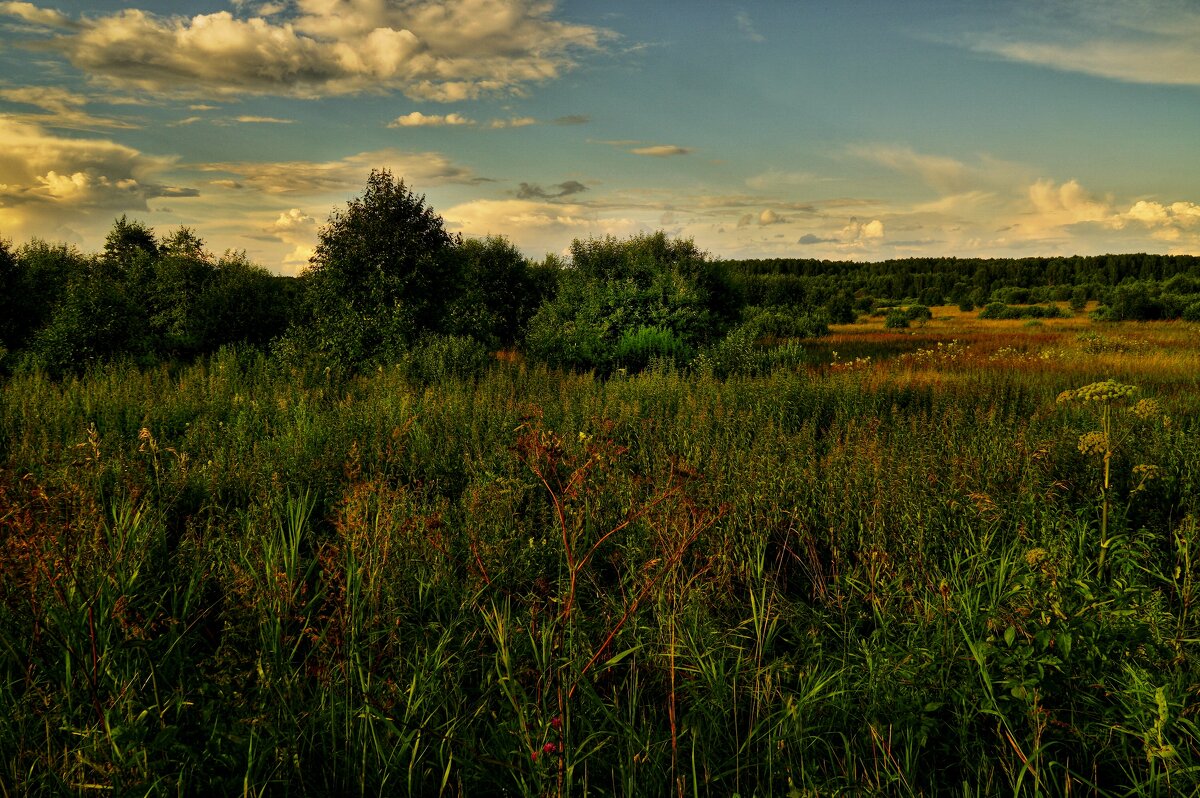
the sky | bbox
[1,0,1199,274]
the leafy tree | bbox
[2,240,86,352]
[524,232,742,372]
[149,227,217,357]
[28,260,146,375]
[197,251,299,350]
[300,170,460,366]
[0,238,17,349]
[103,215,158,270]
[444,236,542,350]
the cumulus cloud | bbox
[389,111,475,127]
[268,207,316,233]
[0,117,192,212]
[488,116,538,129]
[839,217,885,243]
[1027,178,1112,226]
[515,180,587,200]
[0,1,77,28]
[196,147,482,195]
[4,0,614,101]
[758,209,785,225]
[442,197,640,253]
[630,144,692,157]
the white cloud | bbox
[745,169,823,190]
[758,209,785,225]
[0,117,188,212]
[839,217,884,243]
[0,85,138,130]
[196,147,481,195]
[269,207,316,232]
[389,111,475,127]
[630,144,691,157]
[961,1,1200,86]
[8,0,614,101]
[735,10,764,43]
[234,115,295,124]
[1027,178,1113,226]
[0,1,76,28]
[488,116,538,129]
[442,197,641,254]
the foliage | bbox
[523,232,742,373]
[299,169,459,367]
[979,302,1068,320]
[0,318,1198,795]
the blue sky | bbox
[2,0,1198,273]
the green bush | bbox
[884,309,910,328]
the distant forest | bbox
[3,170,1199,377]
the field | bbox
[2,310,1198,796]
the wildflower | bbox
[1078,431,1107,456]
[543,742,557,754]
[550,716,562,731]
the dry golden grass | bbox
[826,304,1200,389]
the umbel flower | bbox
[1056,379,1137,405]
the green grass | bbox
[1,323,1198,796]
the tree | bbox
[103,215,158,269]
[524,232,743,372]
[444,236,543,350]
[301,170,460,366]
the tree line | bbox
[3,169,1198,377]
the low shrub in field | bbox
[979,302,1068,320]
[884,309,910,328]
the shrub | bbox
[884,309,910,329]
[904,304,932,322]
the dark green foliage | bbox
[885,309,910,328]
[2,350,1197,795]
[1,240,84,353]
[904,303,932,322]
[27,259,149,375]
[979,302,1068,320]
[103,215,159,270]
[740,306,830,340]
[444,236,544,350]
[524,232,742,372]
[299,169,459,366]
[824,289,856,323]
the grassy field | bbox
[1,310,1198,796]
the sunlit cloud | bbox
[487,116,538,129]
[442,197,641,253]
[959,1,1200,85]
[234,115,295,124]
[630,144,691,157]
[0,85,139,130]
[0,1,78,29]
[195,147,483,195]
[389,111,475,127]
[2,0,615,100]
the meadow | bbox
[1,309,1198,796]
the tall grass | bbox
[1,319,1198,795]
